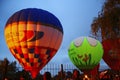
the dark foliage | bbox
[91,0,120,40]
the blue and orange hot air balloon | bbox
[4,8,63,79]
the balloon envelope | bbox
[68,37,103,71]
[4,8,63,78]
[102,39,120,70]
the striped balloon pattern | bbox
[4,8,63,78]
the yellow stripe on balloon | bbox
[16,54,21,59]
[4,24,14,48]
[29,54,34,58]
[34,58,38,63]
[22,58,26,63]
[21,48,28,54]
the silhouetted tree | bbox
[91,0,120,40]
[0,58,19,80]
[7,61,18,79]
[0,58,9,80]
[15,69,31,80]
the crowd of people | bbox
[35,69,82,80]
[3,69,83,80]
[4,69,120,80]
[40,69,120,80]
[18,69,83,80]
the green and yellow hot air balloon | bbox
[68,36,103,72]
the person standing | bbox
[43,72,52,80]
[72,69,80,80]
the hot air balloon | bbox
[4,8,63,79]
[102,38,120,71]
[68,37,103,79]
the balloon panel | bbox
[4,8,63,78]
[102,39,120,70]
[68,37,103,71]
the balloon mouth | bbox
[30,71,38,79]
[24,67,41,79]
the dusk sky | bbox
[0,0,109,70]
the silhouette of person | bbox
[43,71,52,80]
[72,69,80,80]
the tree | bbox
[0,58,9,79]
[0,58,18,80]
[91,0,120,40]
[15,69,31,80]
[7,61,18,79]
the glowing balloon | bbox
[68,37,103,71]
[102,39,120,70]
[4,8,63,78]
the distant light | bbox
[85,75,88,78]
[83,75,90,80]
[104,70,107,74]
